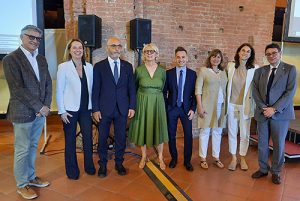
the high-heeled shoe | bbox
[139,157,147,169]
[158,158,166,170]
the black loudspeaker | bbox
[130,18,151,50]
[78,15,102,48]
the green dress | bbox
[129,65,168,146]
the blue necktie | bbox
[177,70,183,107]
[114,61,118,83]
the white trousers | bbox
[199,103,223,159]
[227,103,251,156]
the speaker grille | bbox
[130,18,151,50]
[78,15,102,48]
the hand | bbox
[39,106,50,117]
[61,112,73,124]
[128,109,135,118]
[92,111,102,123]
[187,110,194,120]
[197,106,207,118]
[262,107,276,118]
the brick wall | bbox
[64,0,276,69]
[64,0,276,136]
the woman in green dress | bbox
[129,43,168,170]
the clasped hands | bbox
[36,106,50,117]
[262,107,276,118]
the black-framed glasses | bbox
[144,50,156,54]
[265,51,279,57]
[109,44,122,48]
[25,34,42,42]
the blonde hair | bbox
[142,43,159,62]
[63,38,86,62]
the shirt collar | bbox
[20,45,38,58]
[176,66,187,73]
[108,56,120,65]
[270,61,280,69]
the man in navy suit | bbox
[251,43,297,184]
[164,47,197,171]
[92,37,136,177]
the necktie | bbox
[266,68,276,105]
[114,61,118,83]
[177,70,183,107]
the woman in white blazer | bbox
[56,39,95,179]
[226,43,258,171]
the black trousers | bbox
[63,110,95,179]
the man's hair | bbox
[21,25,43,37]
[175,46,187,55]
[265,43,281,53]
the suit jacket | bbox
[252,61,297,122]
[2,48,52,123]
[56,60,93,114]
[92,58,136,116]
[163,67,197,114]
[226,62,258,119]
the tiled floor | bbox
[0,115,300,201]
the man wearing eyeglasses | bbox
[251,43,297,184]
[3,25,52,199]
[92,37,136,178]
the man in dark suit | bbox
[92,37,136,178]
[3,25,52,199]
[163,47,197,171]
[251,43,297,184]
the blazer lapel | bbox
[105,59,116,84]
[172,68,178,90]
[17,49,39,83]
[271,62,284,88]
[244,68,255,96]
[261,67,269,97]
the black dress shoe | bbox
[184,163,194,172]
[98,165,107,178]
[169,159,177,168]
[86,167,96,175]
[272,174,281,184]
[115,164,127,176]
[251,170,268,179]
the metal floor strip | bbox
[143,160,192,201]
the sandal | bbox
[139,157,148,169]
[200,161,208,169]
[158,158,166,170]
[228,160,237,171]
[214,160,224,169]
[240,158,248,171]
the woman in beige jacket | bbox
[195,49,228,169]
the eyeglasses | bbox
[109,44,122,48]
[265,51,279,57]
[144,50,156,54]
[25,34,42,42]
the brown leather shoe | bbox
[272,174,281,184]
[17,185,38,200]
[251,170,268,178]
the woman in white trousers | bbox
[196,49,228,169]
[226,43,258,171]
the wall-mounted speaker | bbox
[78,15,102,48]
[130,18,151,50]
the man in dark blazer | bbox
[3,25,52,199]
[92,37,136,178]
[163,47,197,171]
[251,43,297,184]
